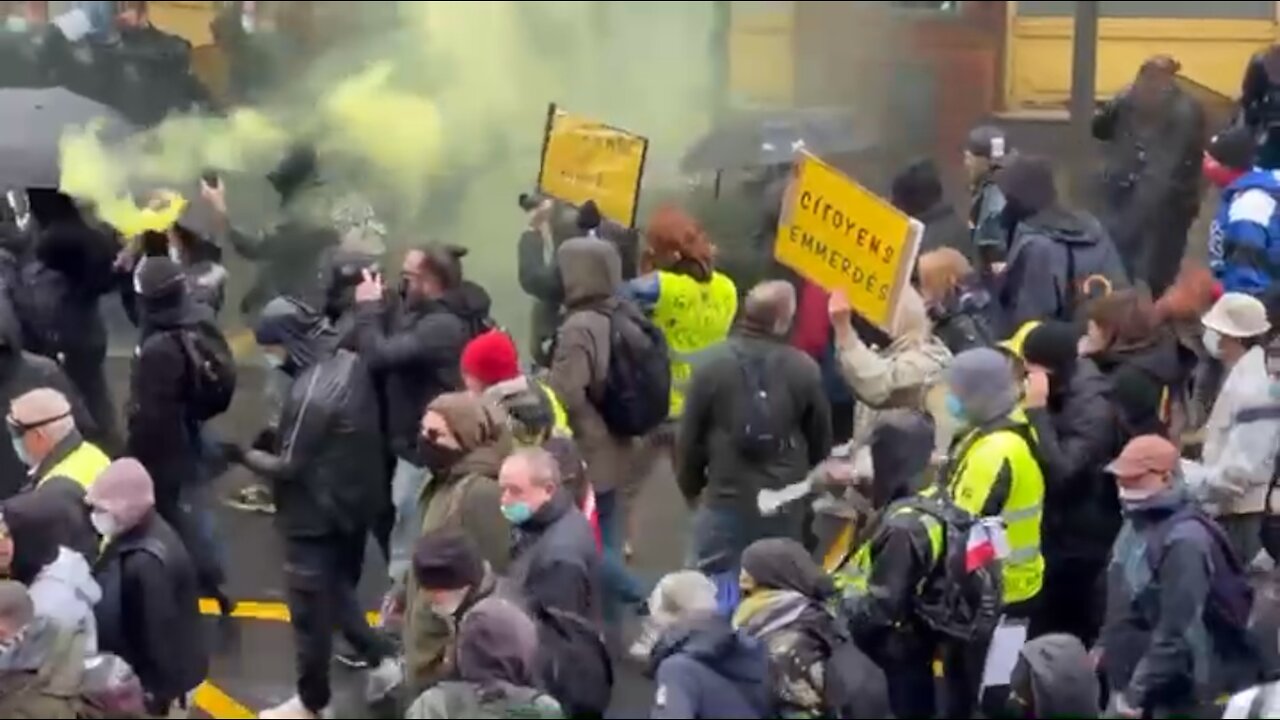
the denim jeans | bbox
[687,505,752,616]
[172,425,229,595]
[387,457,428,585]
[595,489,649,622]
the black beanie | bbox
[135,256,185,300]
[412,529,484,590]
[1021,321,1080,375]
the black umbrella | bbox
[680,106,872,173]
[0,86,136,189]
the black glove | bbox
[251,427,279,453]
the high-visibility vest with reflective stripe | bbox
[945,413,1045,604]
[536,380,572,438]
[39,440,110,491]
[835,506,943,595]
[651,271,737,419]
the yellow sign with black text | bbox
[537,104,648,227]
[774,153,921,329]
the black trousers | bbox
[1031,553,1108,647]
[63,350,121,455]
[284,530,392,712]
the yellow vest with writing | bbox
[651,271,738,419]
[945,412,1045,604]
[39,441,111,491]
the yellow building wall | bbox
[147,0,216,47]
[1007,15,1276,108]
[728,1,795,106]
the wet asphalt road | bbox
[101,357,687,718]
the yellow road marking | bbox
[199,597,381,626]
[193,598,382,717]
[194,681,255,719]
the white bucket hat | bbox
[1202,292,1271,338]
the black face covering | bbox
[415,437,465,474]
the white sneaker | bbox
[628,619,661,664]
[365,656,404,703]
[258,696,327,720]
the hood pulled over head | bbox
[1012,634,1100,718]
[557,236,621,307]
[740,537,834,600]
[85,458,154,533]
[456,597,539,688]
[948,347,1019,425]
[1,490,67,584]
[253,297,337,371]
[869,410,936,507]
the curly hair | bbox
[642,205,714,280]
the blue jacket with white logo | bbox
[1211,170,1280,296]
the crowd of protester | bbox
[10,46,1280,720]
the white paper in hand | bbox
[758,478,813,517]
[980,617,1028,690]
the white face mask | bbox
[90,510,118,538]
[1203,328,1224,359]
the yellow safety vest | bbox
[38,440,111,491]
[835,506,943,595]
[651,271,738,419]
[536,380,572,438]
[944,412,1045,604]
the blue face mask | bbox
[263,352,286,370]
[945,393,966,421]
[501,502,534,525]
[1270,383,1280,401]
[10,435,29,468]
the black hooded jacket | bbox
[19,191,118,361]
[0,291,94,500]
[997,159,1130,326]
[126,280,216,519]
[845,412,938,653]
[1025,358,1123,561]
[3,484,96,583]
[353,284,489,461]
[245,299,385,538]
[1092,332,1193,440]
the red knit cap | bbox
[460,330,520,387]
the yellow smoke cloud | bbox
[54,0,716,348]
[320,62,444,205]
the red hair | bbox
[1155,262,1223,323]
[642,205,714,280]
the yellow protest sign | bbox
[537,104,648,227]
[774,153,921,329]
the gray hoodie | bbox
[28,547,101,655]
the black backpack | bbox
[895,493,1004,642]
[822,639,893,719]
[1145,507,1254,633]
[173,325,236,421]
[732,345,788,459]
[591,302,671,437]
[530,605,613,717]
